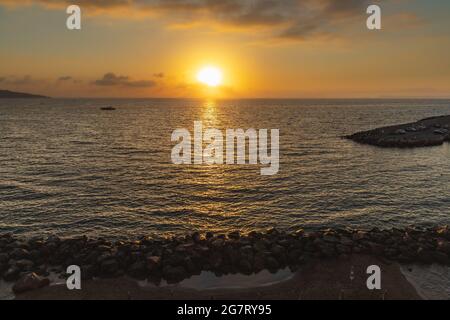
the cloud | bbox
[9,75,35,85]
[0,0,390,42]
[153,72,164,78]
[0,77,4,82]
[58,76,73,81]
[93,73,157,87]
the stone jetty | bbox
[1,226,450,295]
[346,115,450,148]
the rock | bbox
[12,273,50,294]
[205,232,214,240]
[368,243,383,256]
[437,226,450,240]
[437,240,450,254]
[10,248,31,260]
[183,256,199,274]
[339,237,353,247]
[128,261,147,279]
[417,248,434,264]
[265,257,279,272]
[318,243,336,258]
[322,234,339,244]
[253,240,267,253]
[336,244,351,254]
[434,129,449,135]
[3,266,20,282]
[228,231,240,240]
[191,232,202,243]
[270,244,285,257]
[294,229,305,237]
[146,256,161,272]
[353,231,367,241]
[395,129,406,135]
[100,259,119,276]
[240,245,253,256]
[287,249,302,264]
[163,265,187,283]
[210,238,225,248]
[81,265,96,280]
[15,259,34,271]
[238,258,253,274]
[253,255,265,271]
[433,251,450,265]
[266,228,279,236]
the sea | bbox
[1,98,449,239]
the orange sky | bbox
[0,0,449,98]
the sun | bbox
[196,66,223,87]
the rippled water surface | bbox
[1,99,450,238]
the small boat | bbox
[101,106,116,111]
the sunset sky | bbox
[0,0,449,98]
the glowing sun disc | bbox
[197,66,223,87]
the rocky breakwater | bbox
[346,115,450,148]
[1,226,450,295]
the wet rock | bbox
[191,232,201,243]
[287,249,302,264]
[210,238,225,248]
[353,231,367,241]
[163,265,187,283]
[128,261,147,279]
[417,248,434,264]
[437,226,450,240]
[238,258,253,275]
[336,244,351,255]
[15,259,34,271]
[437,240,450,254]
[318,243,336,258]
[3,266,21,282]
[265,256,279,272]
[12,273,50,294]
[228,231,240,240]
[339,237,353,247]
[146,256,161,272]
[322,234,339,244]
[368,243,384,256]
[0,253,9,264]
[100,259,119,276]
[10,248,31,260]
[432,251,450,265]
[270,244,285,257]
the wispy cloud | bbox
[0,0,399,42]
[0,75,39,85]
[93,72,157,88]
[58,76,73,81]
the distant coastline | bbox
[0,90,49,99]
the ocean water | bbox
[0,98,450,239]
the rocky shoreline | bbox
[346,115,450,148]
[1,226,450,295]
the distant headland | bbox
[0,90,49,99]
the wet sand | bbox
[15,255,421,300]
